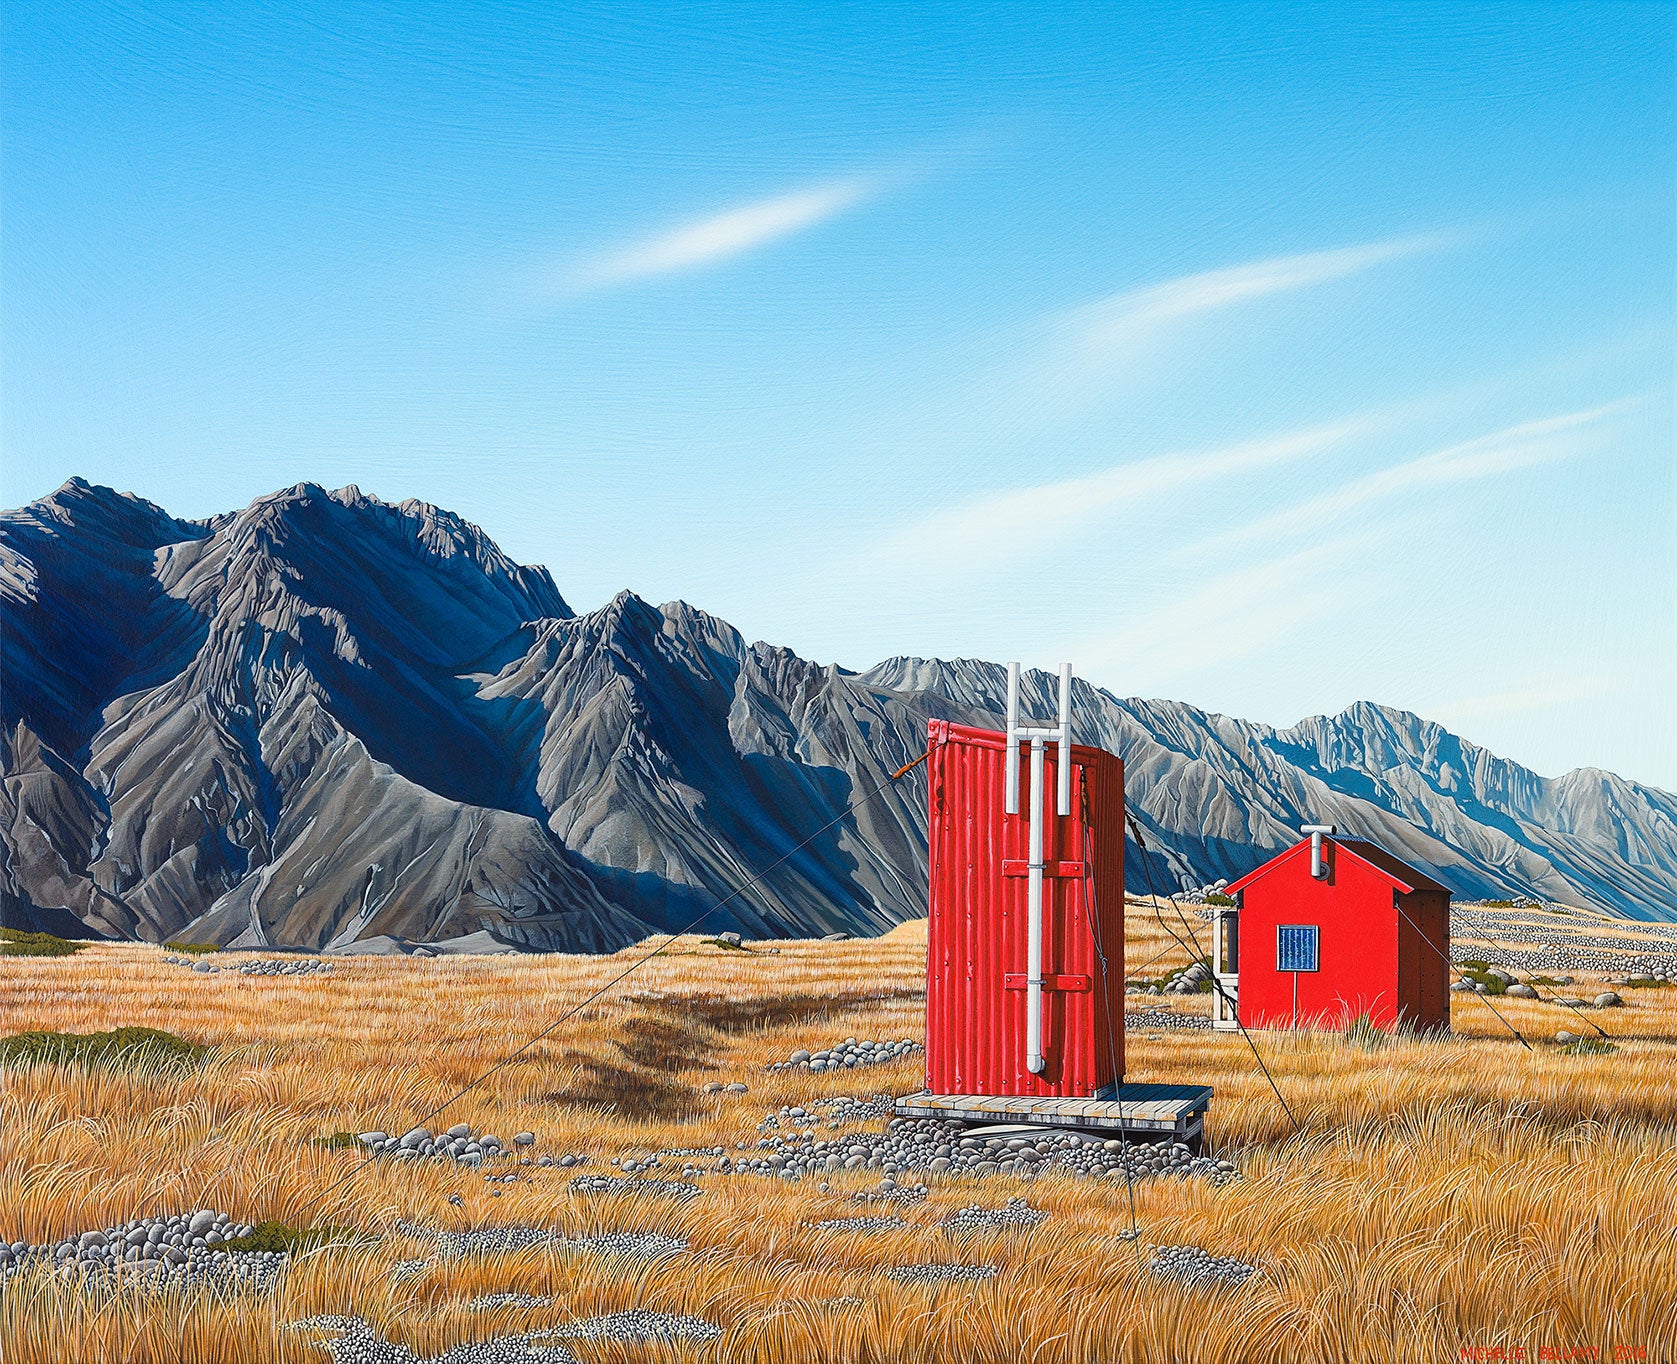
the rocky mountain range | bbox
[3,479,1673,952]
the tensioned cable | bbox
[300,749,931,1217]
[1124,814,1305,1136]
[1442,916,1609,1040]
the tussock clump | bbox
[0,928,86,957]
[0,1027,209,1072]
[217,1221,361,1254]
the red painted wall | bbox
[924,720,1125,1096]
[1235,842,1448,1032]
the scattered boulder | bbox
[1593,992,1623,1008]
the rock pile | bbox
[850,1180,930,1205]
[766,1038,922,1073]
[885,1262,998,1285]
[0,1211,285,1292]
[939,1197,1048,1234]
[165,956,334,977]
[356,1124,514,1166]
[546,1311,722,1344]
[1147,1243,1259,1289]
[1450,933,1677,981]
[1122,1008,1212,1031]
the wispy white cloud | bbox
[565,179,877,290]
[1206,398,1635,555]
[958,231,1459,426]
[1073,536,1371,682]
[866,419,1362,579]
[1063,233,1453,356]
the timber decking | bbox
[894,1083,1212,1139]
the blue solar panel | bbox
[1276,924,1319,973]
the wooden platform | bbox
[894,1083,1213,1148]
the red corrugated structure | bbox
[924,720,1126,1097]
[1224,835,1451,1032]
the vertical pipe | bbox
[1056,662,1072,816]
[1005,662,1021,816]
[1026,735,1046,1074]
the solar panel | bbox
[1276,924,1318,973]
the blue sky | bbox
[5,3,1673,787]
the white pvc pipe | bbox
[1056,662,1072,816]
[1005,662,1021,816]
[1026,734,1046,1074]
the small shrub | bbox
[1343,1013,1388,1051]
[700,937,752,953]
[1560,1038,1619,1056]
[164,941,220,955]
[310,1131,361,1150]
[1453,962,1512,994]
[217,1221,362,1254]
[0,928,85,957]
[0,1027,210,1072]
[1203,893,1236,907]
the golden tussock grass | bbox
[2,904,1675,1362]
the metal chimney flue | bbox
[1301,823,1337,879]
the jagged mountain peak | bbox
[3,481,1672,947]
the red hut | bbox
[1217,827,1451,1032]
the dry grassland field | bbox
[4,900,1677,1364]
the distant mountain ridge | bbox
[3,478,1672,952]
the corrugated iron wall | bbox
[924,720,1125,1097]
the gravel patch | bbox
[569,1231,690,1260]
[808,1215,907,1233]
[1147,1243,1259,1289]
[429,1227,562,1258]
[393,1222,689,1271]
[766,1037,922,1073]
[544,1310,722,1344]
[569,1175,702,1200]
[884,1262,998,1286]
[939,1197,1048,1234]
[290,1314,580,1364]
[469,1293,552,1312]
[626,1101,1238,1189]
[0,1210,286,1294]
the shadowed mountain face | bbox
[3,480,1672,950]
